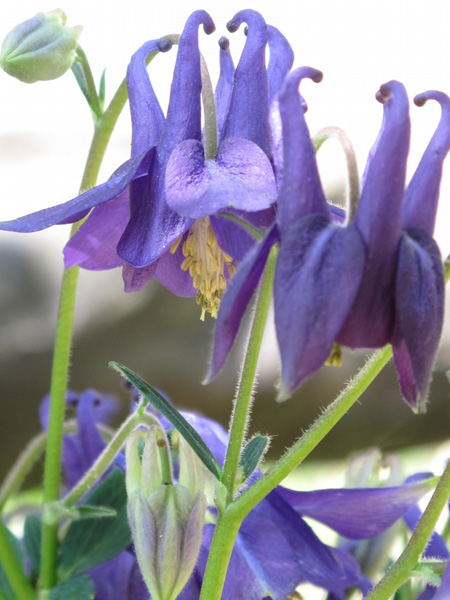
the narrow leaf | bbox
[239,435,269,482]
[58,468,131,579]
[71,61,90,105]
[49,575,95,600]
[0,527,23,599]
[98,69,106,113]
[24,515,42,573]
[110,362,222,480]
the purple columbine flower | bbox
[208,68,450,411]
[0,10,296,319]
[40,391,439,599]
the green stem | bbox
[221,246,278,502]
[0,519,36,600]
[38,47,164,591]
[366,461,450,600]
[62,410,156,507]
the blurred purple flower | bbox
[44,392,438,599]
[208,68,450,411]
[0,10,297,318]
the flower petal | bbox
[63,189,129,270]
[165,138,277,218]
[392,229,444,412]
[223,10,271,157]
[277,67,328,231]
[0,148,154,233]
[215,36,234,143]
[155,244,196,297]
[127,39,171,157]
[267,25,294,104]
[275,475,436,539]
[356,81,410,255]
[404,91,450,235]
[122,262,158,292]
[206,224,279,382]
[275,217,366,400]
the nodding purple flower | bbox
[0,10,297,319]
[208,70,449,412]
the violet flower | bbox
[41,391,439,599]
[208,68,450,411]
[0,10,293,319]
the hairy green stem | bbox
[63,409,156,507]
[0,519,36,600]
[221,246,278,502]
[366,461,450,600]
[38,47,164,591]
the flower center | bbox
[171,217,235,320]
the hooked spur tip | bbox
[219,36,230,51]
[226,19,240,33]
[244,25,249,36]
[157,39,172,53]
[414,90,450,111]
[203,21,216,35]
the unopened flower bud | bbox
[0,9,82,83]
[126,428,207,600]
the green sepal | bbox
[24,515,42,573]
[110,362,222,480]
[57,468,131,580]
[43,500,117,525]
[98,69,106,113]
[238,435,269,483]
[0,527,24,599]
[49,575,95,600]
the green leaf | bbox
[98,69,106,113]
[411,560,446,586]
[49,575,95,600]
[58,468,131,580]
[239,435,269,482]
[0,528,24,599]
[24,515,42,573]
[110,362,223,480]
[71,61,90,105]
[44,501,117,525]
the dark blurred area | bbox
[0,237,449,490]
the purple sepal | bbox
[434,561,450,600]
[64,190,128,270]
[275,218,365,399]
[0,149,154,233]
[206,224,280,382]
[276,475,436,540]
[165,137,277,218]
[392,229,444,412]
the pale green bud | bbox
[0,9,82,83]
[126,427,207,600]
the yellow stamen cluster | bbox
[171,217,235,320]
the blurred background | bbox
[0,0,449,488]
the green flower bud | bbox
[126,427,207,600]
[0,9,82,83]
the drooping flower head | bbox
[208,71,450,411]
[0,10,297,318]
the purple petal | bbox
[88,551,138,600]
[275,475,436,539]
[165,138,277,218]
[210,206,275,262]
[155,244,196,297]
[206,224,279,382]
[275,218,366,399]
[180,411,229,466]
[127,39,170,157]
[215,37,234,143]
[64,189,129,270]
[158,11,215,161]
[267,25,294,104]
[326,547,371,600]
[404,505,449,559]
[392,229,444,412]
[404,91,450,235]
[277,67,328,231]
[223,10,271,157]
[122,262,157,292]
[434,561,450,600]
[356,81,410,255]
[0,149,154,233]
